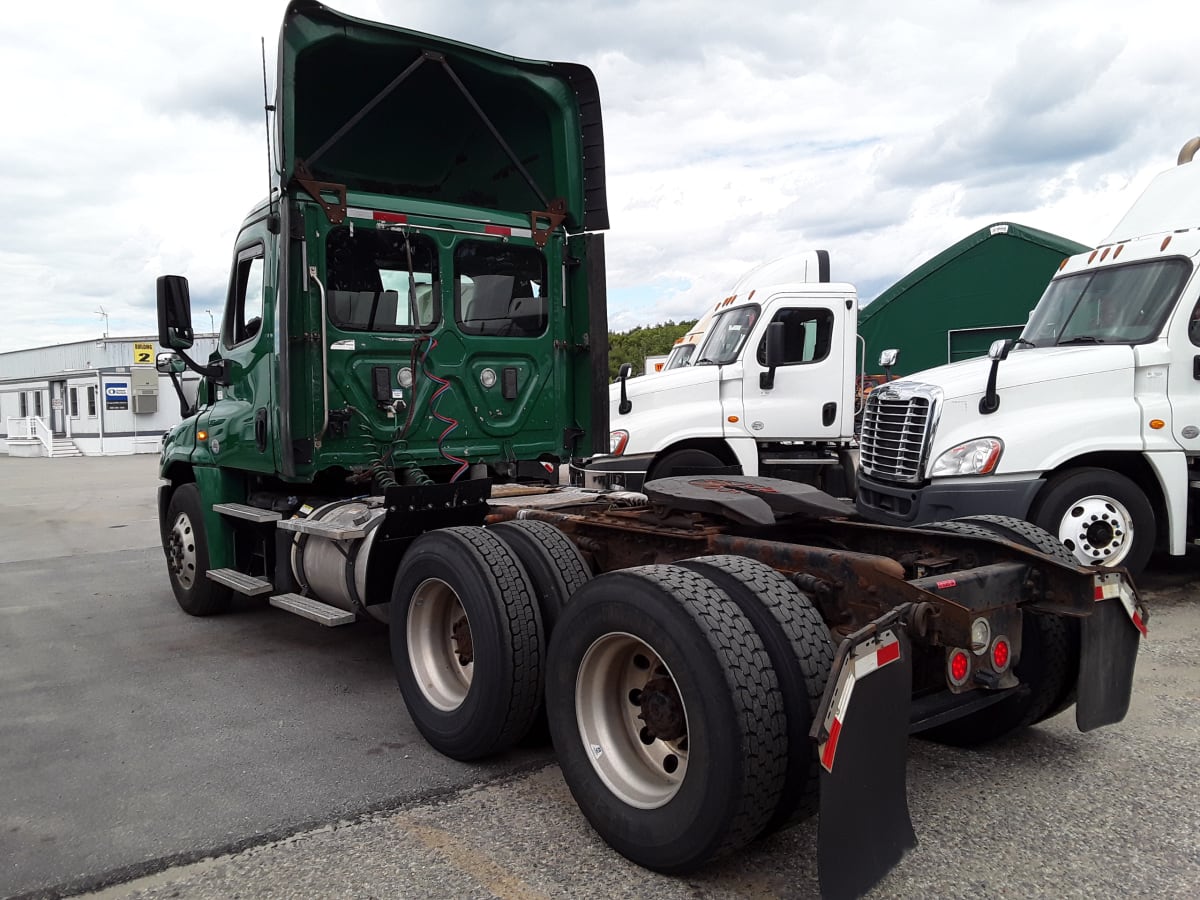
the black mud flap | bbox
[1077,574,1146,732]
[814,629,916,900]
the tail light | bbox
[947,648,971,687]
[991,636,1011,673]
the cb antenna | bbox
[261,37,280,233]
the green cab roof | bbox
[276,1,608,231]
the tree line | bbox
[607,320,698,380]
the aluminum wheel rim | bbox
[575,632,689,810]
[407,578,473,711]
[1056,494,1134,566]
[168,512,198,589]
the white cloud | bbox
[0,0,1195,352]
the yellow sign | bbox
[133,342,154,365]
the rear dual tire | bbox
[546,565,789,873]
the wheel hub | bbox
[1058,495,1131,564]
[168,513,197,588]
[637,675,686,741]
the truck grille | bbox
[859,388,934,484]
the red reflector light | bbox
[992,638,1010,671]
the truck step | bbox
[276,518,366,540]
[269,593,356,626]
[206,568,274,596]
[213,503,283,523]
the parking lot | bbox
[3,454,1199,899]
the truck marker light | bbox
[1094,575,1149,637]
[1059,258,1069,271]
[1113,244,1124,258]
[1162,235,1173,251]
[936,578,957,589]
[1099,247,1111,261]
[480,368,497,389]
[947,648,970,686]
[991,637,1011,672]
[1150,419,1165,430]
[727,416,739,423]
[818,630,901,772]
[1088,250,1099,263]
[609,430,629,455]
[197,430,208,441]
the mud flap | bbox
[815,629,916,900]
[1077,575,1146,732]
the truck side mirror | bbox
[878,348,899,368]
[617,363,632,415]
[987,339,1013,361]
[157,275,196,351]
[761,321,785,389]
[155,351,186,375]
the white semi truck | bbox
[577,251,860,496]
[856,138,1200,575]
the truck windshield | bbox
[1021,258,1191,347]
[695,306,760,365]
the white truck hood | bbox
[894,344,1141,476]
[893,345,1136,401]
[608,364,723,453]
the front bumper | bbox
[568,452,654,491]
[856,472,1045,525]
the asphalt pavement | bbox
[2,454,1198,899]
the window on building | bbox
[34,392,43,418]
[87,385,97,417]
[19,393,27,417]
[69,387,79,418]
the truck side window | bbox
[226,246,265,347]
[1189,298,1200,347]
[454,241,547,337]
[326,227,439,331]
[755,308,834,366]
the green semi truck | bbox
[154,4,1146,897]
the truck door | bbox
[1168,292,1200,453]
[739,295,849,440]
[201,221,276,472]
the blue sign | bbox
[105,382,129,410]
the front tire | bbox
[391,527,544,760]
[163,483,231,617]
[1031,467,1155,574]
[546,565,787,873]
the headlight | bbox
[609,430,629,455]
[930,437,1003,477]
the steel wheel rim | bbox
[1056,494,1134,565]
[575,632,689,810]
[407,577,473,711]
[168,512,197,589]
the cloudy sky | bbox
[1,0,1195,352]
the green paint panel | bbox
[858,223,1090,376]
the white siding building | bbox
[0,334,219,456]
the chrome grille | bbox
[859,390,933,483]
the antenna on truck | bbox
[261,37,280,234]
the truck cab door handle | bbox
[255,407,268,452]
[823,402,837,427]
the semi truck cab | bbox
[856,141,1200,574]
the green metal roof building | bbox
[859,222,1091,376]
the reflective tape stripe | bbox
[818,630,902,773]
[1094,575,1149,637]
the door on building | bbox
[51,381,67,436]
